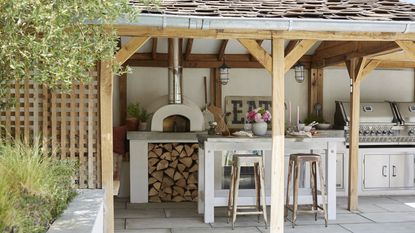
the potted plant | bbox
[138,107,151,131]
[246,107,272,136]
[126,103,140,131]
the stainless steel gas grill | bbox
[334,101,415,145]
[394,102,415,140]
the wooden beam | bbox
[113,26,415,41]
[119,72,127,125]
[285,40,299,55]
[238,39,272,73]
[308,68,324,116]
[396,41,415,60]
[126,53,312,69]
[100,60,114,233]
[214,68,222,108]
[152,38,158,59]
[285,40,317,73]
[184,39,194,61]
[115,36,150,64]
[360,60,382,81]
[270,36,285,233]
[217,40,228,61]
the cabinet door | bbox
[364,154,389,189]
[336,153,344,189]
[390,154,414,188]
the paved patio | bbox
[115,195,415,233]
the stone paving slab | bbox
[126,217,210,229]
[341,222,415,233]
[258,225,351,233]
[360,212,415,223]
[172,227,262,233]
[115,208,166,218]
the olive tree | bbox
[0,0,153,110]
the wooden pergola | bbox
[100,2,415,232]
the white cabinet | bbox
[390,154,414,188]
[363,154,414,190]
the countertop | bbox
[197,130,346,143]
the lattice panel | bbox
[0,75,101,189]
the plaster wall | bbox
[115,67,415,126]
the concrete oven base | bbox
[127,131,205,203]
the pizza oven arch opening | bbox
[163,115,190,132]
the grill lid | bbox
[341,102,397,124]
[395,102,415,125]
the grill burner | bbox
[334,101,415,145]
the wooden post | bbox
[210,68,222,108]
[270,37,285,233]
[308,68,324,116]
[100,60,114,233]
[119,72,127,125]
[348,73,360,211]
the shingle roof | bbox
[130,0,415,21]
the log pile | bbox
[148,143,198,202]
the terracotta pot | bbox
[126,118,138,131]
[138,122,148,131]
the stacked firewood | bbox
[148,143,198,202]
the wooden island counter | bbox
[197,130,345,223]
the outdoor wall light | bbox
[219,61,230,85]
[294,63,305,83]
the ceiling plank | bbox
[184,39,194,61]
[152,38,158,59]
[285,40,317,73]
[238,39,272,73]
[395,41,415,60]
[115,36,150,64]
[217,40,229,61]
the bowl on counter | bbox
[316,123,332,130]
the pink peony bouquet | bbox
[246,107,272,123]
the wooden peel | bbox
[208,105,230,136]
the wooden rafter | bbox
[285,39,317,73]
[360,60,382,80]
[396,41,415,60]
[115,36,150,64]
[185,39,194,61]
[217,40,228,61]
[238,39,272,73]
[152,38,158,59]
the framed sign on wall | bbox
[224,96,272,129]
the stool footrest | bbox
[236,211,265,215]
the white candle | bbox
[289,101,292,124]
[297,106,300,126]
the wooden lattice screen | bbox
[0,73,101,189]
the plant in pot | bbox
[126,103,140,131]
[246,107,272,136]
[138,107,151,131]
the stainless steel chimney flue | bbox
[168,38,183,104]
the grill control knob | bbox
[388,130,394,136]
[382,130,388,136]
[409,129,415,136]
[364,130,370,136]
[376,130,383,136]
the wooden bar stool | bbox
[227,154,268,230]
[285,153,328,228]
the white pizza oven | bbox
[148,38,204,132]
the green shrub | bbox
[0,138,77,233]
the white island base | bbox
[197,131,345,223]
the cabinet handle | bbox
[382,165,387,177]
[392,165,397,177]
